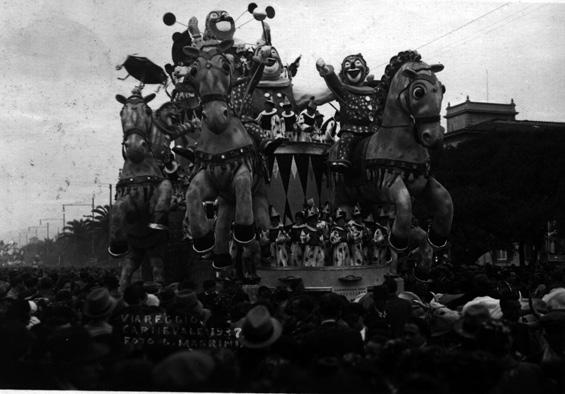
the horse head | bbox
[116,90,156,163]
[182,40,234,134]
[382,57,445,149]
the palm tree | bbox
[87,205,111,259]
[59,219,92,264]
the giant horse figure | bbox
[110,88,174,290]
[181,40,270,270]
[324,51,453,257]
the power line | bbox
[374,2,510,68]
[416,2,510,51]
[430,4,546,58]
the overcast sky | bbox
[1,0,564,242]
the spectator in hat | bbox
[47,326,110,390]
[236,305,287,390]
[300,293,363,359]
[453,303,492,349]
[152,350,216,392]
[83,287,118,339]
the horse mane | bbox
[375,50,422,123]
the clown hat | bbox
[269,205,280,219]
[335,207,346,220]
[352,205,362,217]
[306,96,317,111]
[282,96,292,108]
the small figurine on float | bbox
[347,205,367,265]
[280,96,298,141]
[301,199,326,267]
[362,214,377,265]
[289,211,306,266]
[297,97,318,142]
[373,220,392,265]
[230,228,262,283]
[320,110,340,144]
[256,96,282,139]
[268,206,290,267]
[316,54,379,172]
[312,111,325,142]
[329,208,351,267]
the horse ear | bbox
[183,45,200,60]
[218,40,234,53]
[401,68,418,80]
[430,64,444,73]
[116,94,127,104]
[144,93,156,103]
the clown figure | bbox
[290,211,306,266]
[301,203,325,267]
[268,206,290,267]
[316,54,379,172]
[280,97,298,141]
[297,98,317,142]
[347,205,367,265]
[256,97,281,139]
[329,208,351,267]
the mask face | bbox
[340,54,369,86]
[257,45,283,80]
[205,10,235,41]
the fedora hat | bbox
[453,303,491,339]
[237,305,282,349]
[83,287,117,320]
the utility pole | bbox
[109,184,113,208]
[486,69,489,102]
[39,218,60,240]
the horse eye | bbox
[413,86,426,99]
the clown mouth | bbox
[347,68,362,80]
[215,20,233,32]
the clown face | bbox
[205,10,235,41]
[339,54,369,86]
[256,45,283,80]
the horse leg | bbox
[253,183,270,232]
[232,164,255,245]
[149,179,173,230]
[147,245,165,284]
[212,197,234,269]
[186,170,216,253]
[119,247,143,292]
[387,177,413,252]
[420,177,454,249]
[109,194,133,257]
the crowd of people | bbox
[1,260,565,392]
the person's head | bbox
[152,350,215,391]
[403,318,430,348]
[237,305,283,349]
[264,98,275,111]
[83,287,118,322]
[294,211,304,225]
[318,293,343,320]
[123,282,147,306]
[500,297,521,322]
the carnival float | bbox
[109,3,453,299]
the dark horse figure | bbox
[181,41,270,270]
[109,88,173,291]
[332,51,453,260]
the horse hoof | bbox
[108,244,128,258]
[148,223,168,231]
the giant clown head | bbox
[204,10,236,41]
[339,54,369,86]
[254,45,283,81]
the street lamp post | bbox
[39,218,60,240]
